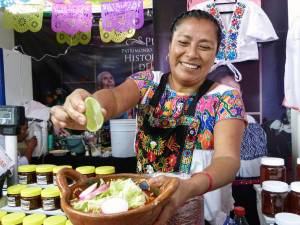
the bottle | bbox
[233,206,250,225]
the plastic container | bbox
[36,164,56,185]
[275,212,300,225]
[95,166,115,176]
[110,119,136,158]
[21,187,42,210]
[288,182,300,215]
[43,215,67,225]
[41,187,61,211]
[23,213,46,225]
[261,180,289,217]
[18,164,37,184]
[296,158,300,181]
[1,212,25,225]
[76,166,95,178]
[260,157,286,184]
[7,184,27,207]
[53,165,72,185]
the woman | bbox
[51,10,245,225]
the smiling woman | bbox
[51,9,246,225]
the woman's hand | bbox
[50,89,91,130]
[149,176,192,225]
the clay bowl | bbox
[57,168,179,225]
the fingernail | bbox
[78,104,85,111]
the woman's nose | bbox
[186,45,199,58]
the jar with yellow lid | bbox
[53,165,72,185]
[43,215,67,225]
[1,212,25,225]
[41,187,61,211]
[0,210,7,222]
[7,184,27,207]
[36,164,56,185]
[65,220,73,225]
[95,166,115,176]
[21,187,42,210]
[75,166,95,178]
[18,164,37,184]
[23,213,46,225]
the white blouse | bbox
[191,0,278,63]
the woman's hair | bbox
[170,10,222,52]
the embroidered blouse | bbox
[192,0,278,63]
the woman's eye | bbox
[199,46,211,50]
[178,41,188,45]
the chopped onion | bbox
[79,183,98,200]
[101,197,129,214]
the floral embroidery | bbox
[207,2,246,61]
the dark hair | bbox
[170,10,222,52]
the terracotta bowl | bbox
[57,168,179,225]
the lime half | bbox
[84,97,104,132]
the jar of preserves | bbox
[288,182,300,215]
[95,166,115,176]
[76,166,95,178]
[36,164,56,185]
[7,184,27,207]
[296,158,300,181]
[18,164,37,184]
[20,187,42,211]
[43,215,67,225]
[0,210,7,222]
[260,157,286,184]
[1,212,25,225]
[23,213,46,225]
[53,165,72,185]
[41,187,61,211]
[261,180,289,217]
[66,220,73,225]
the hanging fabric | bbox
[56,32,91,46]
[101,0,144,32]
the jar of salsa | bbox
[41,187,61,211]
[20,187,42,211]
[95,166,115,177]
[23,213,46,225]
[76,166,95,178]
[53,165,72,185]
[43,216,67,225]
[36,164,56,185]
[18,164,37,184]
[260,157,286,184]
[7,184,27,207]
[261,180,289,217]
[288,182,300,215]
[1,212,25,225]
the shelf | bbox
[1,204,65,216]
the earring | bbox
[165,53,169,62]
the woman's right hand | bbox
[50,89,91,130]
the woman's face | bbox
[101,73,115,89]
[168,17,218,87]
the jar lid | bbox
[43,215,67,225]
[262,180,289,193]
[65,220,73,225]
[297,158,300,165]
[21,187,42,198]
[41,186,60,198]
[1,212,25,225]
[95,166,115,175]
[18,164,37,173]
[53,165,72,174]
[290,182,300,193]
[7,184,27,195]
[261,157,285,166]
[0,210,7,219]
[275,213,300,225]
[36,164,56,173]
[23,213,46,225]
[76,166,95,175]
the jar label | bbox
[21,199,30,211]
[19,175,28,184]
[42,199,56,210]
[37,175,48,185]
[7,196,16,207]
[53,175,57,185]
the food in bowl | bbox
[70,178,155,214]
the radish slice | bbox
[101,197,129,214]
[81,183,109,201]
[79,183,97,200]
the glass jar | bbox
[66,220,73,225]
[0,210,7,222]
[43,216,67,225]
[36,164,56,185]
[7,184,27,207]
[95,166,115,176]
[275,212,300,225]
[53,165,72,185]
[288,182,300,215]
[296,158,300,181]
[20,187,42,210]
[23,213,46,225]
[261,180,289,217]
[18,164,37,184]
[76,166,95,178]
[1,212,25,225]
[41,187,61,211]
[260,157,286,184]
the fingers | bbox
[148,175,167,187]
[153,201,176,225]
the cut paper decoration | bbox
[101,0,144,32]
[56,32,91,46]
[0,0,15,8]
[99,19,135,43]
[3,4,44,33]
[51,2,93,35]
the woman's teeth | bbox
[181,62,199,69]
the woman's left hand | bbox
[148,175,191,225]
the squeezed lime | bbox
[84,97,104,132]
